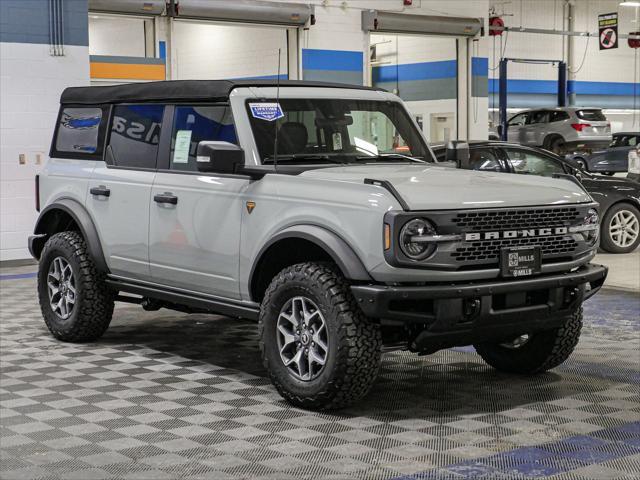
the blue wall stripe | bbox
[373,60,457,83]
[472,57,489,77]
[233,74,288,81]
[0,272,37,281]
[158,41,166,60]
[489,78,639,96]
[0,0,88,46]
[302,49,363,72]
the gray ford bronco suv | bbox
[30,80,608,409]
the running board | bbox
[105,276,260,320]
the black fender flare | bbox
[249,225,372,293]
[31,199,108,273]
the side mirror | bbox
[196,141,244,174]
[445,141,470,169]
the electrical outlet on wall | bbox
[18,154,26,165]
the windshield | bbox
[246,99,432,164]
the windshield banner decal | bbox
[249,103,285,122]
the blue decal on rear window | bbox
[249,103,284,122]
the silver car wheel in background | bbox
[276,296,328,381]
[47,256,76,320]
[609,210,639,248]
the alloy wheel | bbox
[276,296,328,381]
[47,256,76,320]
[609,210,639,248]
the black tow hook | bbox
[463,298,481,321]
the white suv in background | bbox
[506,107,612,154]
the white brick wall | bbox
[0,43,89,261]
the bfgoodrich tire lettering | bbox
[37,231,114,342]
[474,307,583,374]
[259,262,381,410]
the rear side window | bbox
[53,107,107,159]
[576,110,606,121]
[169,105,237,171]
[108,104,165,169]
[549,111,569,122]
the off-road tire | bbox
[259,262,381,410]
[38,231,114,341]
[474,307,583,374]
[600,203,640,254]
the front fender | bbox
[248,224,372,291]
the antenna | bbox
[273,48,282,173]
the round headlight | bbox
[399,218,437,260]
[583,208,599,243]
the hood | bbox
[299,164,592,210]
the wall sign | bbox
[598,12,618,50]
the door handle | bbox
[154,192,178,205]
[90,186,110,197]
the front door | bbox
[87,104,165,279]
[148,104,248,299]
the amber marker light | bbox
[384,223,391,250]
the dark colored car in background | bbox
[567,132,639,175]
[433,141,640,254]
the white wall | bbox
[0,44,89,261]
[172,21,288,80]
[89,15,146,57]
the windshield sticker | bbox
[249,103,285,122]
[332,132,343,151]
[172,130,192,164]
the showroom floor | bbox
[1,259,639,480]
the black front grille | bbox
[451,235,578,263]
[452,207,582,232]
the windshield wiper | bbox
[354,153,426,163]
[263,154,347,164]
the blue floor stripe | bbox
[0,272,37,281]
[393,421,640,479]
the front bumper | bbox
[352,263,607,352]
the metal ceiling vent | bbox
[362,10,482,37]
[88,0,314,26]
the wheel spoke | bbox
[276,296,328,382]
[47,256,74,320]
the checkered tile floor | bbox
[1,272,639,479]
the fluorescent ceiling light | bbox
[620,1,640,7]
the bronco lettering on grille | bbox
[464,227,568,241]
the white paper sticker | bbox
[332,132,343,151]
[173,130,192,164]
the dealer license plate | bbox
[500,246,541,277]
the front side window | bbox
[504,148,565,176]
[55,107,105,157]
[469,149,503,172]
[108,104,164,169]
[508,113,527,127]
[247,99,431,165]
[170,105,237,171]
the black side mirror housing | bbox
[445,141,471,169]
[196,141,244,174]
[496,125,503,137]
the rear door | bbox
[87,104,164,279]
[148,104,248,299]
[525,110,550,146]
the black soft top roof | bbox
[61,80,385,105]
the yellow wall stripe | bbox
[90,62,166,81]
